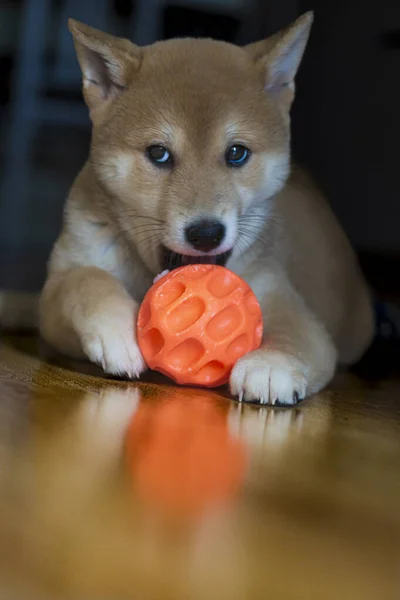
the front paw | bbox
[230,349,308,406]
[80,311,146,379]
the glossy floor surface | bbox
[0,333,399,600]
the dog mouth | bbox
[160,245,232,271]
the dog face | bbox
[69,14,312,273]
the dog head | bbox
[69,14,313,273]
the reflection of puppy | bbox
[37,386,141,484]
[10,13,375,405]
[228,398,332,454]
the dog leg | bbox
[230,273,337,405]
[39,267,146,378]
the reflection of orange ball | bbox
[125,391,248,519]
[137,264,263,387]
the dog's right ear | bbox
[68,20,141,118]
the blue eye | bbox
[147,145,173,166]
[226,145,250,167]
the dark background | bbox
[0,0,399,294]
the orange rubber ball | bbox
[137,264,263,387]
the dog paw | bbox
[230,349,308,406]
[80,311,146,379]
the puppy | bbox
[37,13,374,405]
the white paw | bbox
[80,311,146,379]
[230,349,308,406]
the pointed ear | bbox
[245,12,313,109]
[68,20,141,117]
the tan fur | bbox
[37,13,374,404]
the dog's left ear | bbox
[245,12,313,109]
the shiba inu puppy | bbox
[35,13,374,405]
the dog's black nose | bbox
[185,220,226,252]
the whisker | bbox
[117,210,164,224]
[238,226,265,233]
[119,223,163,235]
[98,174,124,183]
[238,227,267,240]
[135,233,164,245]
[126,226,164,235]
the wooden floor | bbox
[0,333,399,600]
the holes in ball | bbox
[137,299,151,329]
[164,338,205,371]
[206,305,243,342]
[226,333,250,362]
[244,289,261,316]
[193,360,227,385]
[206,270,239,298]
[154,280,186,309]
[140,328,165,359]
[165,296,206,333]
